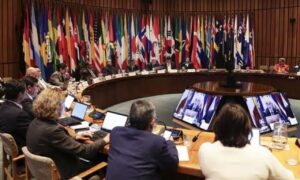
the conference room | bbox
[0,0,300,179]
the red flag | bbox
[191,17,200,69]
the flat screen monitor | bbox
[64,95,75,109]
[244,97,271,133]
[257,94,291,130]
[71,102,88,120]
[173,89,221,130]
[271,92,298,126]
[101,111,128,132]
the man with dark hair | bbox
[0,79,30,150]
[106,100,179,180]
[49,62,69,88]
[102,60,117,76]
[21,76,39,119]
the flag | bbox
[22,0,31,67]
[131,15,137,62]
[199,16,206,68]
[89,12,101,73]
[191,17,200,69]
[31,3,44,78]
[166,16,175,56]
[234,15,244,68]
[82,11,90,64]
[249,16,255,69]
[138,15,146,69]
[152,15,160,62]
[65,8,77,72]
[174,18,182,69]
[205,16,211,70]
[122,14,129,69]
[56,7,68,65]
[243,14,250,68]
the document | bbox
[176,145,189,161]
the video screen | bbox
[71,102,88,120]
[271,92,298,126]
[245,97,271,133]
[102,111,128,131]
[173,89,221,130]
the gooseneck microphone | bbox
[192,131,202,142]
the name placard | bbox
[141,71,150,75]
[157,69,166,74]
[187,69,196,73]
[128,72,136,76]
[104,75,112,80]
[115,74,123,78]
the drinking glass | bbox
[272,122,288,149]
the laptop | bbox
[91,111,128,140]
[58,102,88,126]
[64,95,75,109]
[101,111,129,132]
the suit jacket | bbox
[126,65,139,73]
[0,101,32,150]
[26,118,106,179]
[21,96,34,120]
[181,62,194,69]
[265,107,280,117]
[106,127,178,180]
[102,65,116,76]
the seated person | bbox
[73,63,97,82]
[102,60,116,76]
[199,103,294,180]
[0,79,32,150]
[292,59,300,73]
[21,76,39,119]
[49,63,70,89]
[126,59,140,73]
[274,58,289,73]
[26,89,109,179]
[146,57,160,71]
[106,100,179,180]
[164,56,176,71]
[181,58,194,70]
[26,67,56,91]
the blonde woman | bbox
[26,89,109,179]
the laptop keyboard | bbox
[57,117,82,126]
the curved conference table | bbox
[82,70,300,109]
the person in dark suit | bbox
[146,58,161,71]
[264,101,280,116]
[164,56,176,71]
[26,89,109,179]
[0,79,30,150]
[49,63,69,89]
[102,60,117,76]
[106,100,179,180]
[21,76,39,119]
[181,58,194,70]
[126,60,140,73]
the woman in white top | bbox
[199,103,294,180]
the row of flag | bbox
[22,1,255,80]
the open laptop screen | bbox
[71,102,88,120]
[102,111,128,132]
[64,95,75,109]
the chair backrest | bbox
[259,65,268,72]
[22,147,60,180]
[0,133,18,158]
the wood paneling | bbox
[0,0,21,78]
[2,0,300,78]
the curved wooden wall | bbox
[1,0,300,77]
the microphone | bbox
[192,131,202,142]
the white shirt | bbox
[199,141,294,180]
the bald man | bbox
[25,67,57,91]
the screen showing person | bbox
[271,92,298,126]
[244,97,271,133]
[195,95,222,130]
[173,89,194,119]
[257,95,287,130]
[182,91,206,124]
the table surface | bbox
[65,107,300,178]
[192,81,275,96]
